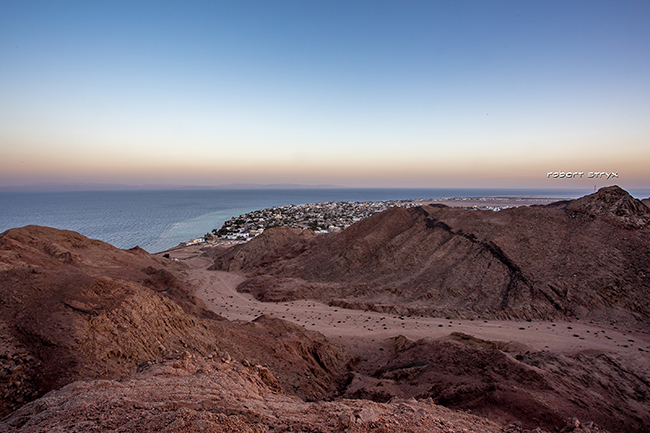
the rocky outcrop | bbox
[0,226,349,417]
[209,186,650,325]
[343,334,649,433]
[0,226,210,416]
[564,186,650,229]
[208,227,316,273]
[214,315,349,401]
[0,353,507,433]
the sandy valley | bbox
[172,245,650,361]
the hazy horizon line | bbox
[2,181,648,197]
[0,182,347,192]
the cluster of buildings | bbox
[209,199,421,242]
[182,197,527,247]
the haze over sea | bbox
[2,187,648,253]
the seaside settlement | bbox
[184,197,522,247]
[211,200,418,241]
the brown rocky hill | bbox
[344,332,649,433]
[0,354,509,433]
[0,226,348,417]
[209,186,650,326]
[0,225,565,433]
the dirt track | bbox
[169,245,650,359]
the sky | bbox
[1,1,649,190]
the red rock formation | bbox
[0,226,348,417]
[344,332,649,433]
[0,354,507,433]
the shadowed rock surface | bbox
[209,186,650,326]
[343,333,650,433]
[0,355,508,433]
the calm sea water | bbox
[1,187,646,253]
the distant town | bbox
[183,198,521,246]
[210,200,419,241]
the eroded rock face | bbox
[214,315,350,402]
[0,354,506,433]
[342,334,649,433]
[0,226,349,417]
[0,226,214,416]
[209,186,650,325]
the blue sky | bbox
[1,1,649,189]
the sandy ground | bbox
[166,244,650,359]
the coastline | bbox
[6,188,635,254]
[165,195,565,251]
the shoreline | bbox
[160,195,566,253]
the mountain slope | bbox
[344,332,650,433]
[0,226,348,417]
[209,186,650,325]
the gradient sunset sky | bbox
[1,1,649,189]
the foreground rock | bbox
[0,354,508,433]
[345,332,649,433]
[209,186,650,326]
[0,226,519,432]
[0,226,348,417]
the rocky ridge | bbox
[0,353,508,433]
[2,224,558,433]
[209,186,650,326]
[0,226,348,418]
[343,332,650,432]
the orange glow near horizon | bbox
[2,133,648,189]
[2,3,649,191]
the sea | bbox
[1,187,648,253]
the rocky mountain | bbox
[209,186,650,326]
[1,225,569,433]
[0,226,348,418]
